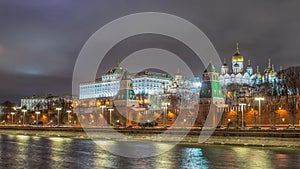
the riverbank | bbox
[0,126,299,148]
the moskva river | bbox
[0,134,299,169]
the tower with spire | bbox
[219,43,280,88]
[232,43,244,73]
[246,60,253,75]
[221,58,229,75]
[220,42,261,87]
[199,63,225,126]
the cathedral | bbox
[219,43,279,87]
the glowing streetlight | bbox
[100,105,106,114]
[251,108,257,127]
[66,110,72,125]
[108,108,114,126]
[35,111,40,127]
[21,109,27,125]
[162,102,170,128]
[56,107,62,126]
[255,97,265,127]
[239,103,247,129]
[10,112,16,125]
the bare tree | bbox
[1,100,16,123]
[278,66,300,126]
[257,81,281,128]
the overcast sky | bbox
[0,0,300,104]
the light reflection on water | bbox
[0,134,299,169]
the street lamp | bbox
[35,111,40,127]
[255,97,265,127]
[282,118,285,126]
[108,108,114,126]
[21,109,27,125]
[10,112,16,125]
[66,110,72,125]
[162,102,170,128]
[100,105,106,114]
[251,108,257,127]
[56,107,62,126]
[99,105,107,127]
[239,103,247,129]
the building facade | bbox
[21,94,73,111]
[219,43,279,87]
[199,63,225,126]
[79,64,201,100]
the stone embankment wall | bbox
[0,127,299,147]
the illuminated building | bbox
[131,71,172,95]
[79,64,201,100]
[219,43,280,87]
[21,94,73,111]
[199,63,225,126]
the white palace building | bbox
[79,64,201,100]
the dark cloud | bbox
[0,0,299,104]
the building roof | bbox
[106,64,124,75]
[204,63,216,73]
[232,43,244,62]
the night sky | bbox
[1,0,300,104]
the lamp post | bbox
[239,103,247,129]
[162,102,170,128]
[66,110,72,125]
[255,97,264,128]
[227,118,231,128]
[21,109,27,125]
[10,112,15,125]
[108,108,114,126]
[56,107,62,126]
[251,108,257,127]
[282,118,285,126]
[35,111,40,127]
[100,105,106,114]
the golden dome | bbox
[269,64,277,78]
[255,66,262,78]
[255,72,262,78]
[264,59,272,73]
[232,43,244,62]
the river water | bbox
[0,134,299,169]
